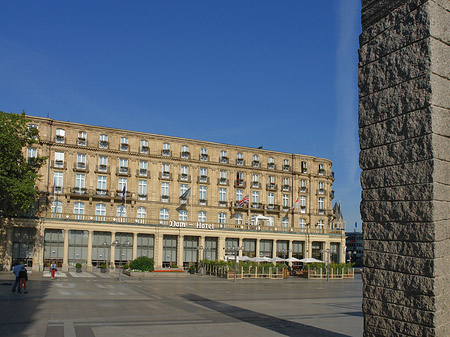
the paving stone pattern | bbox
[359,0,450,336]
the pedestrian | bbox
[11,261,25,293]
[19,266,28,293]
[50,261,57,280]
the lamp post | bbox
[111,239,130,282]
[321,248,331,281]
[231,246,243,282]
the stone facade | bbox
[359,0,449,336]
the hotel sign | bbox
[167,220,216,230]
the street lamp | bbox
[111,239,130,282]
[228,246,243,282]
[321,248,331,281]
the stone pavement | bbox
[0,271,363,336]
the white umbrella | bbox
[299,257,323,263]
[254,256,272,262]
[271,257,287,263]
[286,257,302,262]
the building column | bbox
[133,233,138,260]
[62,229,69,272]
[155,233,164,269]
[177,234,184,268]
[217,236,225,261]
[86,230,93,271]
[288,240,293,259]
[305,237,311,259]
[198,236,205,264]
[272,239,277,258]
[238,238,243,257]
[33,225,45,272]
[256,239,260,258]
[110,232,116,268]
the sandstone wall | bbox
[359,0,449,336]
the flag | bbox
[237,195,249,207]
[122,185,126,201]
[52,177,55,196]
[355,222,357,229]
[292,196,299,209]
[180,187,191,202]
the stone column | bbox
[256,239,260,257]
[62,229,69,272]
[217,236,225,260]
[154,233,164,269]
[110,232,116,268]
[86,230,93,271]
[238,237,243,257]
[359,1,450,336]
[177,234,184,268]
[272,239,277,258]
[133,233,138,260]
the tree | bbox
[0,111,46,217]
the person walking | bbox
[19,266,28,293]
[50,261,57,280]
[11,261,25,293]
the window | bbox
[300,179,307,192]
[117,205,126,217]
[282,194,289,208]
[268,176,275,189]
[219,170,227,184]
[300,196,307,213]
[252,174,259,188]
[200,148,208,161]
[220,150,228,163]
[161,182,169,200]
[180,184,188,197]
[252,155,260,167]
[181,145,189,159]
[140,140,149,153]
[162,142,171,156]
[301,161,307,173]
[267,192,275,205]
[252,191,259,203]
[299,218,306,228]
[179,210,188,221]
[236,189,243,202]
[51,200,62,214]
[98,156,108,171]
[218,213,226,223]
[317,219,324,228]
[138,180,147,199]
[282,217,289,228]
[77,154,86,169]
[160,208,169,220]
[78,131,87,146]
[119,158,128,174]
[96,204,106,219]
[97,176,107,195]
[235,213,243,224]
[268,157,275,169]
[99,134,109,148]
[27,148,37,162]
[199,186,207,202]
[137,207,147,219]
[198,211,207,223]
[236,152,244,165]
[55,129,65,143]
[139,161,148,176]
[283,159,290,171]
[54,152,64,168]
[319,164,325,175]
[120,137,129,151]
[74,202,84,218]
[53,172,63,193]
[199,167,207,182]
[267,216,274,226]
[318,181,325,194]
[180,166,189,180]
[318,198,325,213]
[219,188,227,202]
[118,178,127,192]
[75,174,85,191]
[162,163,170,175]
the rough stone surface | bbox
[359,0,450,335]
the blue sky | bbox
[0,0,362,231]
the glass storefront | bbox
[12,227,36,267]
[260,239,272,257]
[163,235,177,267]
[92,231,111,267]
[68,230,88,267]
[44,229,64,267]
[242,239,256,257]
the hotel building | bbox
[0,116,345,271]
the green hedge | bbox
[130,256,154,272]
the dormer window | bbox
[140,140,149,154]
[100,134,109,149]
[120,137,129,151]
[78,131,87,146]
[55,129,65,143]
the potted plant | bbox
[100,263,107,273]
[75,263,82,273]
[188,265,196,274]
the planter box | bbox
[128,270,188,278]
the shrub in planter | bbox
[100,263,107,273]
[130,256,154,272]
[75,263,82,273]
[122,264,129,270]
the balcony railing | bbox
[251,202,264,210]
[159,172,172,180]
[120,143,129,151]
[282,164,290,171]
[236,158,244,166]
[282,185,290,192]
[267,163,275,169]
[266,183,277,191]
[234,179,246,188]
[117,167,130,176]
[252,161,260,168]
[96,165,109,174]
[77,138,86,146]
[218,201,227,207]
[162,149,171,157]
[74,162,88,172]
[140,146,149,153]
[317,189,326,195]
[53,160,66,169]
[198,176,209,184]
[200,154,208,161]
[251,181,260,188]
[218,178,229,186]
[181,151,190,159]
[71,187,87,195]
[99,140,109,149]
[220,157,229,164]
[266,204,280,212]
[318,169,325,176]
[138,169,150,178]
[179,174,191,182]
[299,187,308,193]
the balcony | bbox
[282,205,290,212]
[220,156,229,164]
[53,186,63,194]
[181,151,190,159]
[200,154,208,161]
[282,164,290,171]
[236,158,244,166]
[252,161,260,168]
[234,201,249,209]
[251,181,260,188]
[55,135,65,143]
[73,162,88,172]
[267,162,276,170]
[161,195,169,202]
[317,189,326,195]
[302,168,307,174]
[120,143,129,151]
[266,183,277,191]
[162,149,171,157]
[318,209,325,215]
[96,164,109,174]
[318,169,325,176]
[77,137,86,146]
[138,194,147,200]
[251,202,264,210]
[300,206,306,214]
[99,140,109,149]
[218,178,229,186]
[140,146,149,154]
[234,179,246,188]
[96,189,109,197]
[137,169,150,178]
[198,175,209,184]
[199,199,207,206]
[72,187,87,195]
[282,185,290,192]
[266,204,280,212]
[299,187,308,193]
[178,173,191,182]
[159,172,172,180]
[117,167,130,177]
[115,190,132,200]
[53,160,66,170]
[218,201,227,207]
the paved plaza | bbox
[0,271,363,337]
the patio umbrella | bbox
[285,257,302,262]
[254,256,272,262]
[271,257,287,263]
[298,257,323,263]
